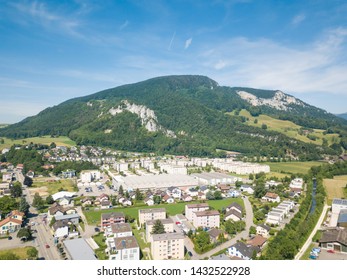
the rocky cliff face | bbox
[109,100,176,137]
[237,90,305,111]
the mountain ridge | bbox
[1,75,346,158]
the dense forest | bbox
[1,75,346,158]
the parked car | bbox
[7,236,12,240]
[309,255,317,260]
[175,221,181,225]
[45,244,50,248]
[327,249,335,253]
[310,251,319,257]
[312,247,321,253]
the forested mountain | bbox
[1,75,346,159]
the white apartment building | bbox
[185,203,209,222]
[160,165,187,175]
[107,236,140,260]
[104,223,132,238]
[114,162,129,172]
[145,218,174,242]
[138,208,166,226]
[151,233,185,260]
[193,210,220,228]
[80,170,101,183]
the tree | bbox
[249,225,257,236]
[153,195,161,204]
[118,185,124,196]
[253,185,266,198]
[213,190,223,200]
[45,195,54,205]
[151,220,166,234]
[49,216,56,227]
[27,247,38,260]
[0,196,18,216]
[10,182,22,198]
[32,193,45,210]
[194,231,211,253]
[135,188,143,201]
[24,176,33,187]
[206,191,215,200]
[261,124,268,130]
[19,197,30,214]
[17,228,32,241]
[225,220,237,235]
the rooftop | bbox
[186,203,209,209]
[114,236,139,250]
[139,208,166,214]
[64,238,97,260]
[146,218,173,225]
[333,198,347,206]
[152,232,185,241]
[195,210,219,217]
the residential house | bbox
[57,196,75,207]
[52,220,78,238]
[319,228,347,253]
[55,213,80,225]
[138,208,166,226]
[166,187,182,199]
[228,242,259,260]
[185,203,209,222]
[101,212,125,229]
[146,218,174,242]
[224,209,242,222]
[162,194,175,204]
[256,224,271,238]
[240,185,254,195]
[151,233,185,260]
[226,202,243,214]
[144,197,154,206]
[247,235,267,250]
[104,223,132,238]
[228,189,240,198]
[107,236,140,260]
[0,214,23,235]
[207,228,225,243]
[193,210,220,229]
[218,184,230,193]
[100,200,113,209]
[262,192,280,203]
[181,194,193,202]
[81,197,94,207]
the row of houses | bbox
[265,200,295,225]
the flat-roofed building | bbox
[332,198,347,214]
[112,173,198,191]
[107,236,140,260]
[138,208,166,226]
[146,218,174,242]
[185,203,209,222]
[193,210,220,229]
[151,233,185,260]
[64,238,97,260]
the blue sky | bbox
[1,0,347,123]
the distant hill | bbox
[1,75,346,159]
[337,113,347,120]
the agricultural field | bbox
[266,161,323,175]
[84,197,244,225]
[29,178,77,197]
[323,176,347,205]
[0,135,76,150]
[230,109,340,146]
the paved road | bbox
[295,204,330,260]
[188,196,254,260]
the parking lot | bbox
[317,249,347,260]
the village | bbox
[0,144,346,260]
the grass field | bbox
[323,177,347,205]
[30,178,77,197]
[0,246,36,260]
[229,109,340,146]
[266,161,323,175]
[84,198,244,225]
[0,135,76,150]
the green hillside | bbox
[0,75,346,159]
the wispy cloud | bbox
[200,28,347,97]
[291,13,306,26]
[120,20,129,30]
[168,31,176,51]
[185,38,193,49]
[10,1,82,37]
